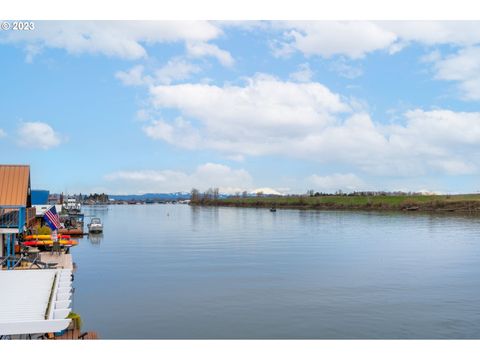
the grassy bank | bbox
[190,194,480,213]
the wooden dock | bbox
[47,329,99,340]
[39,252,73,269]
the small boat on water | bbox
[59,213,85,235]
[270,207,277,212]
[64,197,81,213]
[88,217,103,233]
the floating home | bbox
[0,165,74,339]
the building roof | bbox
[0,165,30,206]
[0,269,72,336]
[31,190,50,205]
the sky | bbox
[1,20,480,195]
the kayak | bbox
[24,234,71,240]
[23,240,78,247]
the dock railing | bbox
[26,207,36,227]
[0,206,26,231]
[1,206,28,270]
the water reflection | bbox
[72,205,480,339]
[87,233,103,245]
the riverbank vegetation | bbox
[190,190,480,213]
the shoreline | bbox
[190,195,480,214]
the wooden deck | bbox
[53,329,99,340]
[39,252,73,269]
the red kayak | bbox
[23,240,78,246]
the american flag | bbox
[44,205,61,230]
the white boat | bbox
[87,217,103,233]
[64,197,81,213]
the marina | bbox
[0,165,98,339]
[4,164,480,339]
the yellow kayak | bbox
[24,234,71,240]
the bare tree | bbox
[191,188,200,202]
[205,188,214,200]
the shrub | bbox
[67,312,83,330]
[36,225,52,235]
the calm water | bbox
[72,205,480,339]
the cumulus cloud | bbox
[116,58,201,88]
[380,21,480,47]
[142,117,201,149]
[148,74,349,152]
[427,47,480,101]
[155,58,201,84]
[0,21,222,61]
[186,42,234,67]
[276,21,397,59]
[269,21,480,101]
[105,163,253,194]
[140,75,480,177]
[307,173,366,192]
[17,122,62,149]
[289,63,314,82]
[273,21,480,59]
[115,65,153,86]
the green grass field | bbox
[191,194,480,212]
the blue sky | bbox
[1,21,480,195]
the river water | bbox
[72,204,480,339]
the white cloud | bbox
[289,63,313,82]
[278,21,397,59]
[429,47,480,100]
[17,122,62,150]
[105,163,253,194]
[267,21,480,101]
[307,173,366,192]
[186,42,234,67]
[116,58,201,88]
[142,75,480,177]
[115,65,153,86]
[155,58,201,84]
[0,21,222,61]
[273,21,480,59]
[148,74,349,152]
[419,50,442,63]
[380,21,480,47]
[0,129,6,138]
[143,117,201,150]
[329,58,363,79]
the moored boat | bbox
[64,197,81,213]
[59,213,85,236]
[87,217,103,233]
